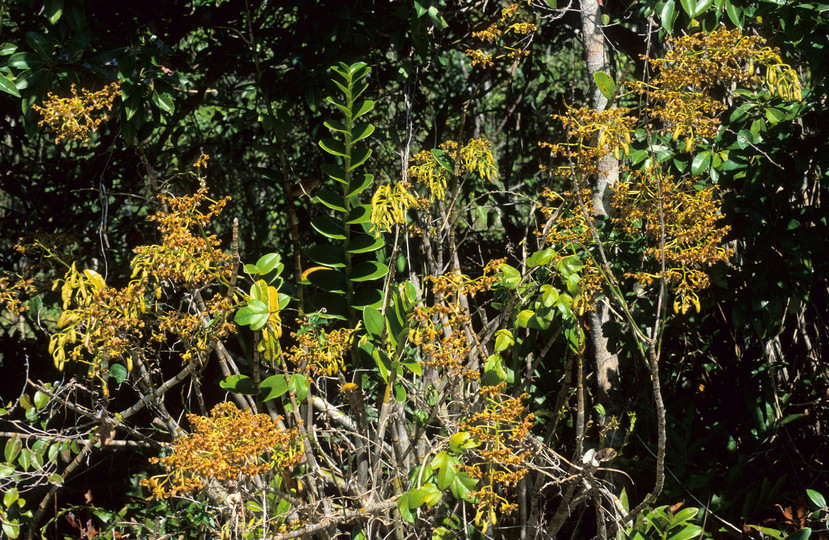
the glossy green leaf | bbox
[256,253,283,275]
[661,0,678,33]
[346,173,374,197]
[5,435,22,463]
[152,91,174,114]
[0,73,21,97]
[431,149,454,173]
[8,52,42,69]
[692,0,713,18]
[527,248,554,267]
[397,493,415,524]
[25,32,51,60]
[346,204,371,224]
[351,123,375,143]
[351,261,389,282]
[0,43,18,55]
[322,163,346,184]
[667,525,702,540]
[308,244,346,267]
[289,374,309,401]
[109,364,128,384]
[594,71,615,101]
[47,442,60,464]
[806,489,826,508]
[311,215,346,240]
[352,99,375,119]
[725,0,744,29]
[316,188,346,212]
[348,234,384,253]
[494,329,514,352]
[449,431,480,453]
[691,151,712,175]
[261,375,289,402]
[432,451,457,490]
[319,137,347,157]
[2,520,20,539]
[450,471,478,501]
[498,263,521,289]
[782,529,811,540]
[220,374,258,395]
[409,483,442,508]
[349,145,372,171]
[18,448,32,471]
[679,0,697,17]
[672,507,699,524]
[234,299,269,330]
[323,119,347,133]
[307,268,347,293]
[363,306,384,337]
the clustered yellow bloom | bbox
[466,2,537,68]
[640,27,802,150]
[612,168,732,314]
[32,82,121,143]
[370,181,424,234]
[287,320,356,377]
[141,402,301,500]
[459,384,534,535]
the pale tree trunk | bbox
[581,0,623,448]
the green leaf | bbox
[316,188,346,212]
[594,71,615,101]
[661,0,678,33]
[8,52,42,69]
[4,434,23,463]
[498,264,521,289]
[2,520,20,539]
[261,375,289,402]
[255,253,282,275]
[109,364,128,384]
[679,0,697,17]
[692,0,713,18]
[308,244,346,267]
[350,261,389,282]
[311,215,346,240]
[18,448,32,471]
[322,163,346,184]
[346,173,374,197]
[352,123,375,143]
[782,529,811,540]
[691,151,712,175]
[409,483,442,508]
[672,507,699,524]
[527,248,554,267]
[47,442,60,464]
[765,107,785,124]
[319,138,347,157]
[349,145,372,171]
[352,99,375,119]
[806,489,826,508]
[450,471,478,501]
[306,268,347,293]
[432,451,457,490]
[151,91,174,114]
[0,73,21,97]
[397,493,415,524]
[346,204,371,224]
[348,234,384,254]
[363,306,384,337]
[431,149,455,173]
[45,0,63,24]
[494,329,514,353]
[234,299,270,330]
[0,43,18,55]
[725,0,744,29]
[220,374,258,395]
[667,524,702,540]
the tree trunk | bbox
[581,0,623,448]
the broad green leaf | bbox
[8,52,42,69]
[349,145,372,171]
[346,204,371,224]
[348,234,384,254]
[672,507,699,524]
[255,253,282,275]
[691,151,711,175]
[2,520,20,539]
[351,123,375,143]
[47,442,60,464]
[431,149,455,173]
[594,71,615,101]
[0,73,21,98]
[679,0,697,17]
[667,525,702,540]
[432,452,457,490]
[19,448,32,471]
[33,390,48,410]
[306,268,347,293]
[352,99,375,119]
[220,374,258,395]
[527,248,554,267]
[725,0,744,29]
[409,483,442,508]
[494,329,514,352]
[346,173,374,197]
[323,119,347,133]
[109,364,128,384]
[806,489,826,508]
[398,493,415,524]
[289,374,310,401]
[350,261,388,282]
[498,263,521,289]
[449,431,479,453]
[25,32,51,60]
[0,43,18,55]
[151,91,174,114]
[4,435,21,462]
[316,188,346,212]
[308,244,346,267]
[450,471,478,501]
[782,529,811,540]
[322,163,346,184]
[234,299,269,330]
[261,375,289,402]
[311,215,346,240]
[319,137,347,157]
[363,306,384,337]
[692,0,713,18]
[661,0,678,33]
